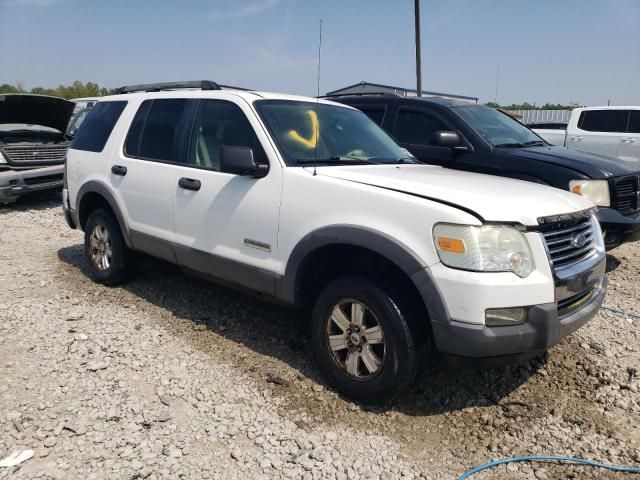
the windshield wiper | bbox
[522,140,546,146]
[493,142,526,148]
[297,156,376,165]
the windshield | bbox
[452,105,545,147]
[255,100,416,165]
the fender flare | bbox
[76,180,133,248]
[276,225,449,323]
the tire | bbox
[310,276,424,404]
[84,208,130,285]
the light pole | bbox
[414,0,422,97]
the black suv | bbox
[331,94,640,249]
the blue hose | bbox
[458,455,640,479]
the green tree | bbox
[0,81,114,99]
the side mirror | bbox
[431,131,468,152]
[220,146,269,178]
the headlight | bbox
[569,180,610,207]
[433,224,534,278]
[0,151,6,164]
[591,214,605,251]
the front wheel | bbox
[84,208,130,285]
[310,276,424,403]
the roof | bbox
[99,88,352,108]
[326,81,478,102]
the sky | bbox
[0,0,639,106]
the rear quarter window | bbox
[577,110,628,133]
[70,101,127,152]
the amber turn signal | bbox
[437,237,465,254]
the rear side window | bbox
[125,99,190,162]
[393,109,449,145]
[70,101,127,152]
[355,106,386,126]
[627,111,640,134]
[577,110,628,133]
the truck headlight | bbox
[569,180,610,207]
[433,224,534,278]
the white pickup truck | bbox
[532,106,640,162]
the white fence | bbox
[507,109,572,125]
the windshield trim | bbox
[450,104,546,148]
[254,99,414,167]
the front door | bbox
[171,97,283,295]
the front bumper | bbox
[596,207,640,248]
[0,165,64,201]
[429,250,607,359]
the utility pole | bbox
[414,0,422,97]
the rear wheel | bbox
[84,209,130,285]
[311,276,424,403]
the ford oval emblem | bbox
[571,232,588,249]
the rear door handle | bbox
[570,136,583,141]
[178,177,201,191]
[111,165,127,176]
[621,138,636,143]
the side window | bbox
[393,108,449,145]
[70,101,127,152]
[138,99,189,162]
[124,100,152,157]
[189,100,267,171]
[356,106,386,126]
[577,110,628,133]
[627,111,640,134]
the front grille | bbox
[612,175,640,214]
[1,144,68,166]
[540,214,596,269]
[23,173,63,186]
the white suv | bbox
[63,81,607,403]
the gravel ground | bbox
[0,192,639,480]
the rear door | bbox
[113,98,198,261]
[568,109,627,158]
[349,103,388,127]
[618,109,640,162]
[170,97,283,294]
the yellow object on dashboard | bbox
[288,110,319,149]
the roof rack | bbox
[114,81,220,94]
[319,92,401,99]
[114,81,256,95]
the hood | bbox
[316,164,594,226]
[500,145,640,177]
[0,94,75,133]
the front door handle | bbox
[178,177,201,191]
[111,165,127,176]
[621,138,636,143]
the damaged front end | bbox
[0,94,75,203]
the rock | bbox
[266,374,290,388]
[43,436,57,448]
[325,431,338,442]
[87,359,110,371]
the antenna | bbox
[313,19,323,176]
[494,64,500,104]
